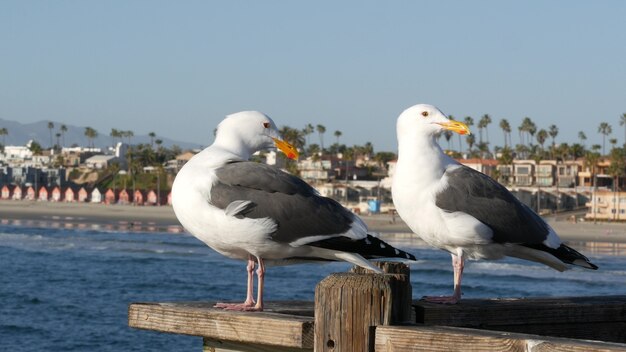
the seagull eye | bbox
[421,111,429,117]
[263,122,271,128]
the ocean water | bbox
[1,225,625,351]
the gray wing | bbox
[210,161,354,244]
[435,165,549,244]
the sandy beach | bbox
[1,200,626,244]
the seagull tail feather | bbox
[517,243,598,270]
[307,234,417,261]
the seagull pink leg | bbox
[214,256,257,310]
[253,258,265,311]
[423,253,464,304]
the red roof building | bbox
[118,189,130,205]
[38,186,49,201]
[25,186,36,200]
[1,185,12,200]
[104,189,116,205]
[51,186,62,202]
[78,187,89,202]
[13,186,23,200]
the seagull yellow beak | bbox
[272,138,299,160]
[437,121,471,135]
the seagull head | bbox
[397,104,471,139]
[215,111,299,160]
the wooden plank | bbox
[203,337,311,352]
[414,296,626,326]
[374,325,626,352]
[414,295,626,343]
[128,301,314,349]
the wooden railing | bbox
[129,262,626,351]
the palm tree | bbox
[0,127,7,146]
[597,122,612,155]
[608,147,626,219]
[47,122,54,148]
[302,123,314,148]
[585,146,601,223]
[148,132,156,148]
[84,127,98,148]
[110,129,119,147]
[578,131,587,147]
[60,124,67,147]
[478,114,492,146]
[279,126,305,152]
[548,124,558,159]
[316,124,326,153]
[466,134,475,156]
[620,113,626,148]
[55,132,61,150]
[536,129,548,152]
[334,130,342,145]
[499,119,511,147]
[519,117,536,146]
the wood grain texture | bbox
[203,337,312,352]
[128,301,314,349]
[414,295,626,343]
[374,325,626,352]
[314,272,411,352]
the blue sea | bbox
[1,225,625,351]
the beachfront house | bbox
[118,189,130,205]
[91,188,103,204]
[1,185,13,200]
[12,186,23,200]
[513,160,535,187]
[585,190,626,221]
[146,190,158,205]
[25,186,35,200]
[51,186,62,202]
[78,187,89,202]
[64,186,77,202]
[38,186,49,201]
[133,190,145,205]
[104,189,116,205]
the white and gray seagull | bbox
[172,111,416,311]
[392,103,597,304]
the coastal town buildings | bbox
[2,137,626,221]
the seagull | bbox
[171,111,416,311]
[391,104,597,304]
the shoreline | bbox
[1,200,626,244]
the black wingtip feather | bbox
[307,234,417,261]
[523,243,598,270]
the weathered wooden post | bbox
[314,262,411,352]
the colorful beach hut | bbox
[64,186,76,202]
[78,187,89,202]
[51,186,62,202]
[91,188,103,203]
[133,190,145,205]
[1,185,12,200]
[146,190,158,206]
[118,189,130,205]
[38,186,49,201]
[13,186,23,200]
[104,189,116,205]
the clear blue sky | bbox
[1,1,625,152]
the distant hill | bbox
[0,118,202,150]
